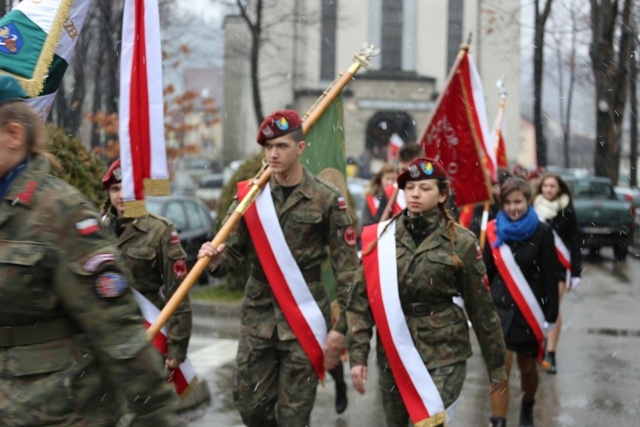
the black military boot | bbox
[546,351,557,374]
[329,363,348,414]
[489,416,507,427]
[519,399,534,427]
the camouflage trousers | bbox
[378,360,466,427]
[233,331,318,427]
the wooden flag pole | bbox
[147,44,380,340]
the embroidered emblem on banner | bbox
[0,23,23,54]
[95,272,128,297]
[173,259,187,278]
[344,226,356,247]
[76,218,101,235]
[83,253,116,273]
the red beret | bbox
[256,110,302,146]
[527,166,545,180]
[101,159,122,190]
[397,158,448,189]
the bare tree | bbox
[629,18,638,187]
[533,0,555,167]
[589,0,633,182]
[236,0,264,125]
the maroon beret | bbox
[256,110,302,146]
[101,159,122,190]
[397,157,448,189]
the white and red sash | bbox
[361,221,447,426]
[486,220,546,362]
[237,181,327,380]
[131,289,197,397]
[384,184,405,215]
[535,213,572,283]
[365,193,380,217]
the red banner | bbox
[419,52,492,206]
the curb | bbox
[191,299,241,318]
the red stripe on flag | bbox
[129,0,152,200]
[361,225,430,422]
[238,182,325,380]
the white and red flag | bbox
[119,0,170,217]
[420,48,492,206]
[387,133,404,163]
[131,288,198,397]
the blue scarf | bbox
[494,206,539,247]
[0,159,29,200]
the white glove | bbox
[570,277,581,290]
[543,322,556,334]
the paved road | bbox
[180,248,640,426]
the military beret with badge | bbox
[397,157,448,190]
[101,159,122,190]
[256,109,303,146]
[0,74,26,106]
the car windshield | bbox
[569,181,616,200]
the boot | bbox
[519,399,534,427]
[489,416,507,427]
[546,351,557,374]
[329,363,348,414]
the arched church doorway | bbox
[365,111,416,162]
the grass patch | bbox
[191,286,244,303]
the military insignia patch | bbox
[482,273,490,289]
[95,272,128,298]
[421,162,434,176]
[337,196,347,210]
[343,226,356,247]
[262,126,274,138]
[476,245,482,260]
[0,23,23,55]
[170,231,180,245]
[408,164,420,178]
[275,116,289,131]
[173,259,187,278]
[83,253,116,273]
[76,218,101,235]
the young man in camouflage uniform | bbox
[199,110,360,426]
[0,75,179,425]
[101,159,192,370]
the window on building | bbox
[381,0,403,71]
[447,0,464,71]
[320,0,338,81]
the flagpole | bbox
[479,80,507,250]
[147,44,380,340]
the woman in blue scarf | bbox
[483,177,559,427]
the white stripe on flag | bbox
[376,220,446,415]
[14,0,65,34]
[468,54,494,175]
[255,183,327,350]
[55,0,90,62]
[119,0,135,202]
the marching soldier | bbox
[348,157,507,427]
[198,109,360,426]
[101,159,193,370]
[0,75,179,425]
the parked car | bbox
[615,186,640,249]
[146,195,214,283]
[563,176,635,260]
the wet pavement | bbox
[181,247,640,426]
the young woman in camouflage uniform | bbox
[101,159,192,370]
[0,75,179,425]
[347,157,507,427]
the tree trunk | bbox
[533,0,554,167]
[237,0,264,127]
[629,22,638,187]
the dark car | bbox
[146,195,214,283]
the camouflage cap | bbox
[101,159,122,190]
[256,109,302,146]
[0,74,26,106]
[397,157,448,189]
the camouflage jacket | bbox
[212,167,359,339]
[103,211,192,362]
[0,157,179,426]
[347,211,507,382]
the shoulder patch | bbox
[95,272,128,298]
[76,218,101,235]
[170,230,181,245]
[173,259,187,278]
[476,244,483,260]
[337,196,347,210]
[343,225,357,247]
[83,253,116,273]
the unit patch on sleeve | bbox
[343,225,357,247]
[95,272,128,298]
[173,259,187,278]
[337,196,347,210]
[170,231,181,245]
[83,253,116,273]
[76,218,101,236]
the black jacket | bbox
[547,203,582,279]
[484,220,559,345]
